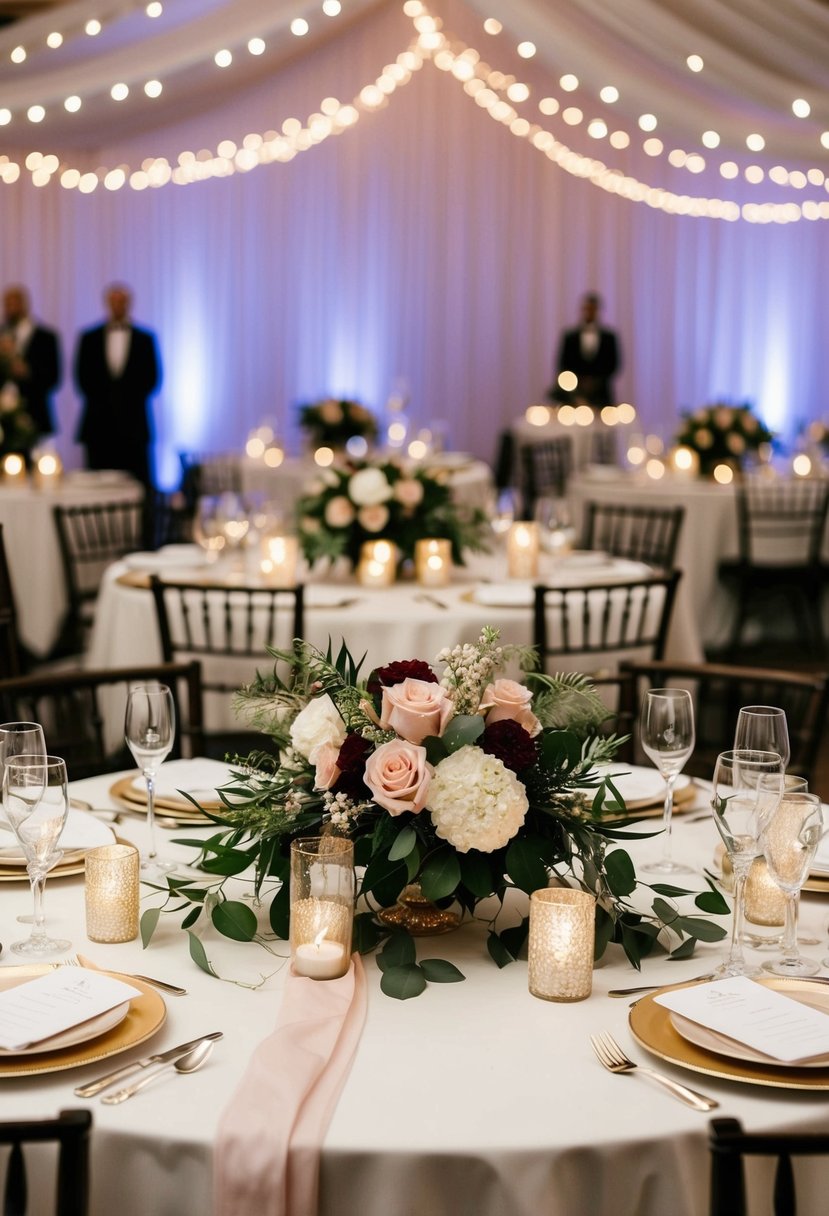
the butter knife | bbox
[73,1031,223,1098]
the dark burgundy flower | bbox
[481,719,538,772]
[367,659,438,695]
[333,732,373,800]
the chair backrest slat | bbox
[582,502,685,569]
[0,1109,91,1216]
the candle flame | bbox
[313,928,328,948]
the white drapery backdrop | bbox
[0,0,827,485]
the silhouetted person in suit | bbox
[552,292,621,408]
[75,283,161,486]
[0,285,62,435]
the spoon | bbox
[101,1038,214,1104]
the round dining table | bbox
[4,766,829,1216]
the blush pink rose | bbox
[393,478,424,508]
[324,495,355,528]
[380,677,454,744]
[312,743,342,791]
[364,739,431,816]
[358,504,390,532]
[479,678,541,737]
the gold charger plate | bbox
[109,775,218,818]
[0,970,166,1077]
[629,976,829,1091]
[595,780,697,823]
[804,871,829,895]
[0,859,85,882]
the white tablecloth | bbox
[0,473,144,657]
[4,768,829,1216]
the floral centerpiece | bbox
[297,456,489,567]
[298,398,378,449]
[144,630,726,998]
[675,402,773,476]
[0,338,38,459]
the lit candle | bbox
[2,453,26,484]
[744,858,786,928]
[670,446,699,478]
[357,540,396,587]
[34,450,63,489]
[260,533,299,587]
[415,538,451,587]
[293,929,348,980]
[528,887,595,1002]
[84,844,140,943]
[506,522,539,579]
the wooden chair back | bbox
[710,1116,829,1216]
[581,502,685,569]
[520,436,574,516]
[0,1109,91,1216]
[735,478,829,567]
[0,524,23,677]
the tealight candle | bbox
[260,533,298,587]
[415,538,451,588]
[84,844,140,943]
[506,522,539,579]
[670,446,699,478]
[294,930,348,980]
[2,453,26,484]
[34,450,63,490]
[290,837,354,980]
[744,858,786,928]
[528,887,595,1002]
[357,540,396,587]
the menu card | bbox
[655,977,829,1063]
[0,968,141,1051]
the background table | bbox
[0,472,144,657]
[4,768,829,1215]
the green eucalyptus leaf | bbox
[361,853,408,908]
[212,900,258,942]
[439,715,484,753]
[460,851,497,899]
[420,959,465,983]
[675,917,728,943]
[604,848,637,898]
[423,736,448,767]
[670,936,698,960]
[487,930,515,968]
[419,851,461,901]
[269,884,290,939]
[594,905,615,959]
[695,889,730,915]
[499,917,530,960]
[200,850,256,877]
[181,905,202,930]
[539,729,582,771]
[388,826,417,862]
[380,963,427,1000]
[651,883,694,898]
[505,837,548,895]
[379,932,417,970]
[651,896,680,925]
[352,912,386,954]
[187,931,218,977]
[140,906,160,949]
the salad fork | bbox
[589,1031,719,1111]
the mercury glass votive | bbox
[356,540,397,587]
[290,837,354,980]
[528,888,595,1002]
[415,538,451,587]
[85,844,140,943]
[744,858,786,927]
[506,521,539,579]
[260,533,299,587]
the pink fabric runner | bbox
[214,954,367,1216]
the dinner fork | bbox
[589,1031,719,1111]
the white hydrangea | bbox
[428,745,529,853]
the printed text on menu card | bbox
[0,969,141,1051]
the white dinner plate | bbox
[123,546,206,572]
[557,551,611,569]
[0,972,130,1057]
[670,985,829,1070]
[583,766,690,806]
[0,810,114,865]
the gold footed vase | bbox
[378,883,460,936]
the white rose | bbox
[349,467,393,506]
[289,693,346,761]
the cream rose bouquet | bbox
[297,456,488,567]
[298,397,378,448]
[145,629,726,998]
[675,401,773,476]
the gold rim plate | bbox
[630,976,829,1090]
[0,860,85,882]
[804,871,829,895]
[0,970,166,1076]
[109,775,218,817]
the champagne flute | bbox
[734,706,790,770]
[710,749,784,978]
[640,688,695,874]
[125,684,176,873]
[0,721,48,924]
[4,754,70,955]
[760,792,823,976]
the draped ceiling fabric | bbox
[0,0,827,484]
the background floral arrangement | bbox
[675,401,773,475]
[144,630,726,998]
[298,397,378,449]
[0,375,38,459]
[297,456,489,566]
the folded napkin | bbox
[130,757,234,802]
[472,581,533,608]
[214,955,367,1216]
[0,809,114,859]
[123,545,206,573]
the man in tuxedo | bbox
[0,285,62,435]
[552,292,621,408]
[74,283,161,486]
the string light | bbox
[85,19,102,36]
[10,46,26,64]
[46,32,63,49]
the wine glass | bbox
[0,721,48,924]
[192,496,227,563]
[743,774,811,949]
[125,683,176,873]
[734,706,790,770]
[4,754,70,955]
[489,488,521,540]
[760,791,823,976]
[710,749,784,977]
[534,497,576,555]
[640,688,695,874]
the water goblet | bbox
[125,683,176,874]
[4,754,71,955]
[710,749,784,978]
[534,496,576,556]
[734,706,790,770]
[640,688,695,874]
[759,791,823,976]
[489,488,521,540]
[192,496,227,563]
[0,721,48,924]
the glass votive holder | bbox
[744,857,786,927]
[85,844,140,943]
[528,887,595,1002]
[415,538,451,587]
[290,837,354,980]
[259,532,299,587]
[506,521,539,579]
[356,540,397,587]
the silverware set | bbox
[75,1032,223,1101]
[589,1031,719,1111]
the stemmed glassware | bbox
[533,497,576,555]
[489,488,521,540]
[125,683,176,874]
[640,688,695,874]
[710,749,785,977]
[758,791,823,977]
[4,754,70,955]
[734,706,790,769]
[0,721,48,924]
[192,496,227,563]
